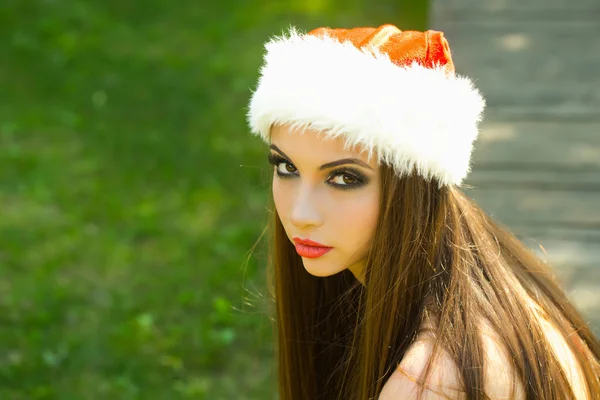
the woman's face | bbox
[269,123,381,283]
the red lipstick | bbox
[292,237,333,259]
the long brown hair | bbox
[263,162,600,399]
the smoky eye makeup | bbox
[267,152,370,190]
[267,153,289,169]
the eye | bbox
[327,169,368,190]
[279,161,297,174]
[330,173,359,186]
[268,154,298,177]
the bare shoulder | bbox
[378,337,465,399]
[379,326,525,400]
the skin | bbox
[269,123,381,284]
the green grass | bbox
[0,1,428,398]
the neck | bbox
[347,262,366,286]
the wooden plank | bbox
[444,22,600,83]
[481,110,600,121]
[464,187,600,225]
[513,225,600,244]
[433,0,600,11]
[469,121,600,168]
[467,170,600,190]
[425,22,600,115]
[432,8,600,22]
[523,239,600,269]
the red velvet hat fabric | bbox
[308,25,456,77]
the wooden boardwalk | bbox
[431,0,600,333]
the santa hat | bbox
[247,24,486,187]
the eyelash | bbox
[267,153,369,191]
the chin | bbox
[301,260,346,278]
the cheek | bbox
[272,180,290,218]
[332,191,380,245]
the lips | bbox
[292,237,333,259]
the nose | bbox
[289,185,324,229]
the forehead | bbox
[270,124,376,163]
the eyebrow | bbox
[269,144,374,171]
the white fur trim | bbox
[247,27,486,187]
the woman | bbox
[246,24,600,399]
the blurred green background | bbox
[0,1,428,399]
